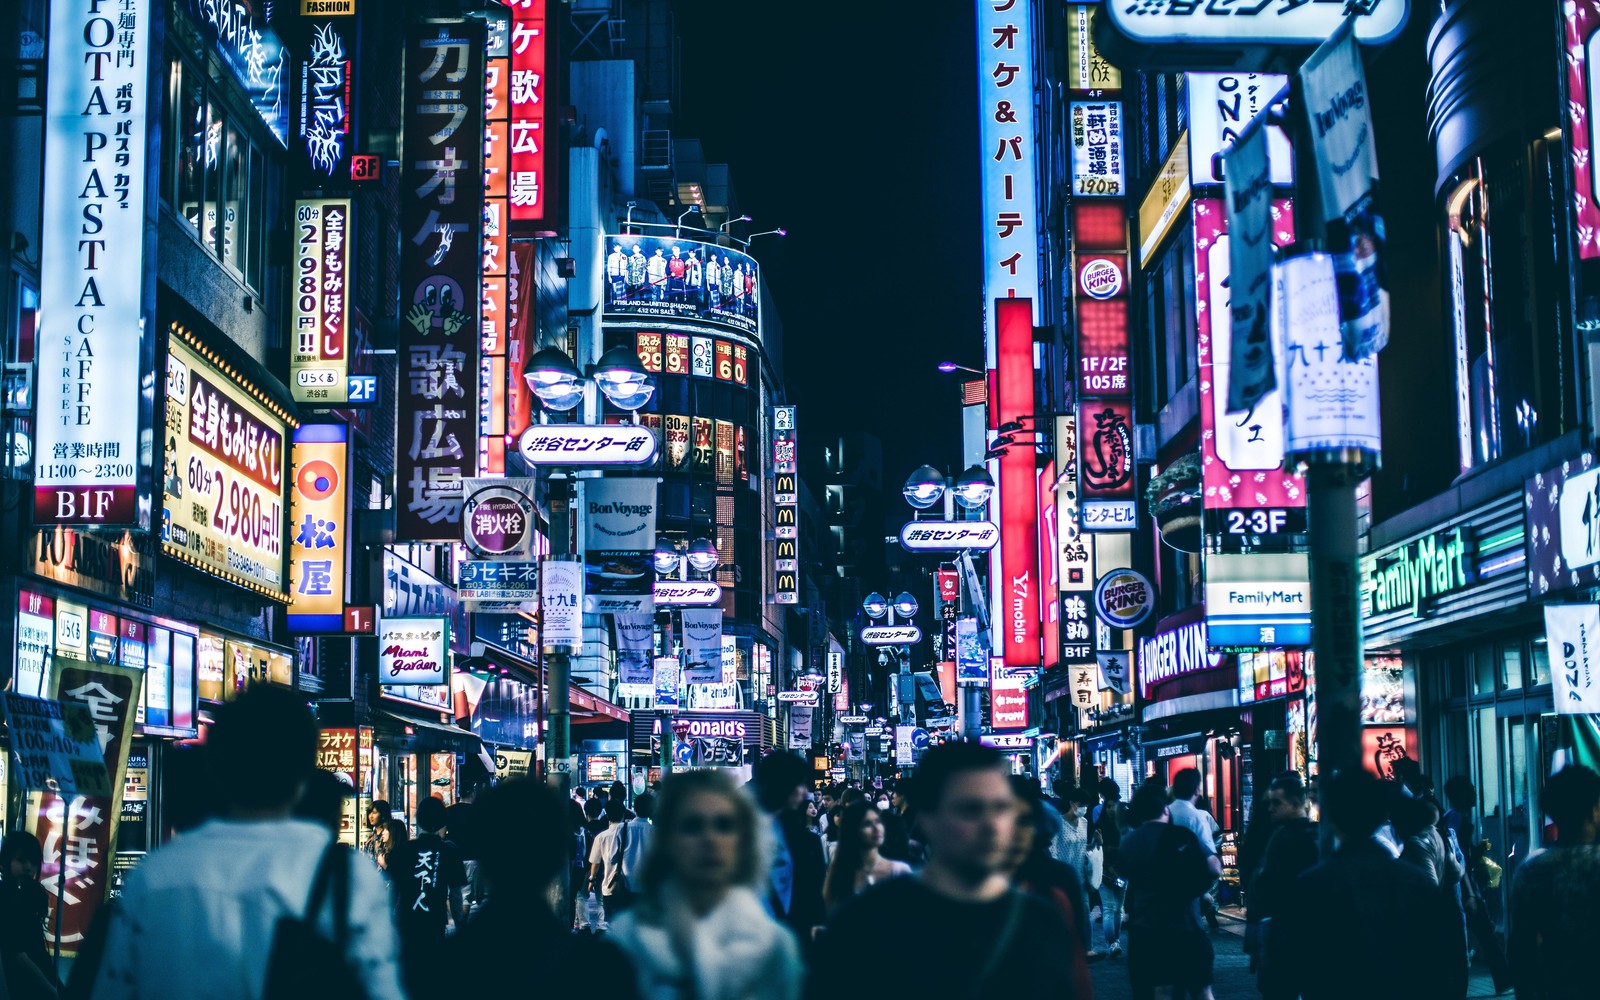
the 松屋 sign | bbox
[36,0,153,527]
[287,424,349,633]
[518,424,657,465]
[899,521,1000,551]
[378,617,449,687]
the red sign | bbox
[994,299,1040,671]
[714,340,734,380]
[990,668,1029,731]
[936,570,960,604]
[507,0,550,225]
[350,153,380,182]
[1039,461,1061,670]
[343,606,376,633]
[636,332,664,372]
[1076,400,1135,501]
[1077,252,1130,398]
[506,242,537,441]
[1567,3,1600,260]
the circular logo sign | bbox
[1094,568,1155,629]
[295,460,340,502]
[1079,258,1124,301]
[463,486,533,555]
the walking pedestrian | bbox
[1441,775,1510,991]
[0,832,64,1000]
[361,799,392,869]
[822,800,911,912]
[1248,772,1319,1000]
[617,792,657,903]
[1508,763,1600,1000]
[1118,779,1220,1000]
[1167,767,1223,931]
[1091,776,1129,956]
[589,800,639,920]
[1054,788,1099,957]
[1005,777,1094,999]
[1270,769,1467,1000]
[86,685,404,1000]
[378,819,408,878]
[807,741,1083,999]
[448,779,640,998]
[609,769,801,1000]
[445,782,485,915]
[292,770,352,836]
[1396,795,1463,889]
[387,795,466,995]
[750,752,826,943]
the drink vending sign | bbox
[378,617,449,687]
[36,0,153,526]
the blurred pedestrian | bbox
[448,779,639,998]
[378,819,408,878]
[0,832,63,1000]
[1508,763,1600,1000]
[1091,776,1129,956]
[822,801,911,912]
[1441,775,1510,991]
[1396,795,1462,889]
[1248,772,1319,1000]
[609,770,800,1000]
[1167,767,1223,932]
[87,685,404,1000]
[1005,777,1094,999]
[293,769,351,836]
[618,792,657,903]
[360,799,392,869]
[750,752,826,942]
[807,741,1083,999]
[589,800,639,920]
[1270,769,1466,1000]
[1118,779,1219,1000]
[387,795,466,995]
[445,782,485,914]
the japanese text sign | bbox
[900,521,1000,552]
[518,424,657,466]
[287,424,349,632]
[291,199,353,404]
[162,338,290,600]
[506,0,550,224]
[1,694,108,798]
[995,299,1041,671]
[540,560,584,648]
[978,0,1041,355]
[378,616,449,687]
[1070,101,1124,197]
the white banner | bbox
[36,0,153,525]
[582,478,656,613]
[1300,20,1389,357]
[615,612,655,687]
[539,560,584,649]
[681,608,723,685]
[1097,651,1130,696]
[1276,252,1381,455]
[1546,604,1600,715]
[1222,118,1277,415]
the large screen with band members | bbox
[604,234,760,336]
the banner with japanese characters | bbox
[289,199,353,404]
[581,478,657,614]
[32,659,144,957]
[1069,101,1124,197]
[287,424,349,632]
[479,6,511,474]
[978,0,1041,362]
[397,19,485,539]
[162,334,291,601]
[615,613,656,689]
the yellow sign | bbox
[1067,5,1120,93]
[162,334,295,600]
[1138,131,1192,267]
[288,425,349,631]
[300,0,355,14]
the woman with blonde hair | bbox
[609,769,801,1000]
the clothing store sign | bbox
[36,0,153,526]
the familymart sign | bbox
[1363,527,1474,618]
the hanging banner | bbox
[1546,604,1600,715]
[297,16,355,180]
[1098,651,1130,696]
[581,478,656,614]
[507,0,553,226]
[287,424,349,632]
[0,695,108,799]
[681,609,724,685]
[995,299,1040,670]
[1067,4,1119,93]
[616,613,656,688]
[397,19,484,538]
[1276,252,1382,457]
[33,658,144,956]
[1187,72,1292,189]
[290,199,353,404]
[540,560,584,649]
[1300,21,1389,358]
[1527,452,1600,597]
[36,0,153,526]
[1069,101,1125,197]
[1565,2,1600,259]
[653,656,681,710]
[1222,119,1277,414]
[956,616,987,686]
[479,5,513,475]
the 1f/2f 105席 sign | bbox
[899,521,1000,551]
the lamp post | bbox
[937,361,984,376]
[523,345,656,798]
[651,534,718,776]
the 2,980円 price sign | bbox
[162,336,293,600]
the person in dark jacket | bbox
[448,779,639,999]
[1271,769,1468,1000]
[751,751,827,942]
[1249,772,1320,1000]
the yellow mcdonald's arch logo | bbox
[777,507,795,525]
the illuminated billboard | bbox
[605,236,760,336]
[290,199,352,404]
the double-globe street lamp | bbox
[650,535,720,775]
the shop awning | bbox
[571,684,629,724]
[376,710,486,758]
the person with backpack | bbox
[617,792,657,903]
[1118,779,1222,999]
[87,685,404,1000]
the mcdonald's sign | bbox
[772,405,800,605]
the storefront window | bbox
[1501,646,1523,692]
[1473,646,1497,697]
[1529,637,1552,688]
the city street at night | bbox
[2,0,1600,997]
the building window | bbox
[163,55,273,292]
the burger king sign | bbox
[1079,257,1125,301]
[1094,568,1155,629]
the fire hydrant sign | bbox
[0,693,109,799]
[377,616,449,687]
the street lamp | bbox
[523,345,656,413]
[902,465,947,510]
[937,361,983,376]
[747,228,787,239]
[892,592,919,619]
[719,214,752,232]
[523,347,585,411]
[686,536,720,575]
[676,204,701,236]
[653,538,683,576]
[951,466,995,509]
[592,345,656,410]
[862,592,889,619]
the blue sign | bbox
[185,1,290,143]
[346,374,379,406]
[674,741,693,765]
[911,728,931,750]
[956,616,987,686]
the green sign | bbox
[1363,527,1473,618]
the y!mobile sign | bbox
[37,0,153,525]
[995,299,1040,672]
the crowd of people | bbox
[7,685,1596,999]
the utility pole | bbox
[543,474,572,795]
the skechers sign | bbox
[518,425,657,465]
[861,626,922,646]
[1362,527,1473,619]
[1094,569,1155,629]
[899,521,1000,552]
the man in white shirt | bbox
[91,686,404,1000]
[1168,767,1223,931]
[618,791,656,898]
[587,800,633,923]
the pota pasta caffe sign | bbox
[378,616,449,687]
[162,333,293,600]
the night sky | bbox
[673,4,979,485]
